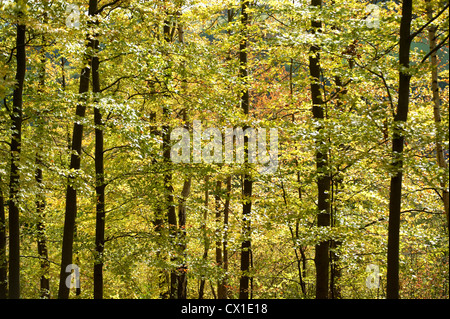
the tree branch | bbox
[96,0,122,15]
[410,3,449,40]
[420,34,449,64]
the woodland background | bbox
[0,0,448,299]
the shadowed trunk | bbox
[386,0,412,299]
[309,0,331,300]
[58,0,98,299]
[8,8,26,299]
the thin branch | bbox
[420,34,449,64]
[103,144,131,154]
[20,255,59,266]
[355,60,395,115]
[410,3,450,40]
[96,0,122,15]
[100,75,136,93]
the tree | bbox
[239,0,253,300]
[92,14,106,299]
[58,0,99,299]
[0,177,6,298]
[386,0,449,299]
[8,0,27,299]
[308,0,331,299]
[35,28,50,299]
[426,0,449,229]
[386,0,413,299]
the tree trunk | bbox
[58,0,98,299]
[309,0,331,300]
[35,27,50,300]
[162,17,178,299]
[386,0,412,299]
[0,177,6,299]
[35,155,50,299]
[199,176,210,299]
[222,176,231,299]
[215,180,226,299]
[239,0,253,300]
[426,0,449,229]
[8,8,26,299]
[177,177,191,299]
[92,26,106,299]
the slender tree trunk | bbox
[177,177,191,299]
[239,0,253,300]
[163,113,177,299]
[35,154,50,299]
[8,7,26,299]
[35,28,50,299]
[58,0,98,299]
[222,176,231,299]
[92,26,106,299]
[199,176,210,299]
[220,9,234,301]
[426,0,449,229]
[176,21,190,300]
[386,0,412,299]
[308,0,331,300]
[215,180,226,299]
[162,17,178,300]
[0,177,6,299]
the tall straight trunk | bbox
[199,177,210,299]
[215,180,226,299]
[426,1,449,229]
[58,0,98,299]
[35,155,49,299]
[220,9,234,301]
[8,8,26,299]
[176,22,190,300]
[163,109,177,300]
[386,0,412,299]
[177,177,191,299]
[222,176,231,299]
[309,0,331,300]
[36,29,50,299]
[92,28,106,299]
[162,17,178,300]
[0,178,6,299]
[239,0,253,300]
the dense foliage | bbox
[0,0,448,299]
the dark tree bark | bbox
[177,177,191,299]
[215,180,226,299]
[35,28,50,299]
[308,0,331,300]
[58,0,98,299]
[0,177,6,299]
[35,155,50,299]
[92,23,106,299]
[222,176,232,299]
[8,11,26,299]
[386,0,412,300]
[239,0,253,300]
[199,177,210,299]
[162,16,178,299]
